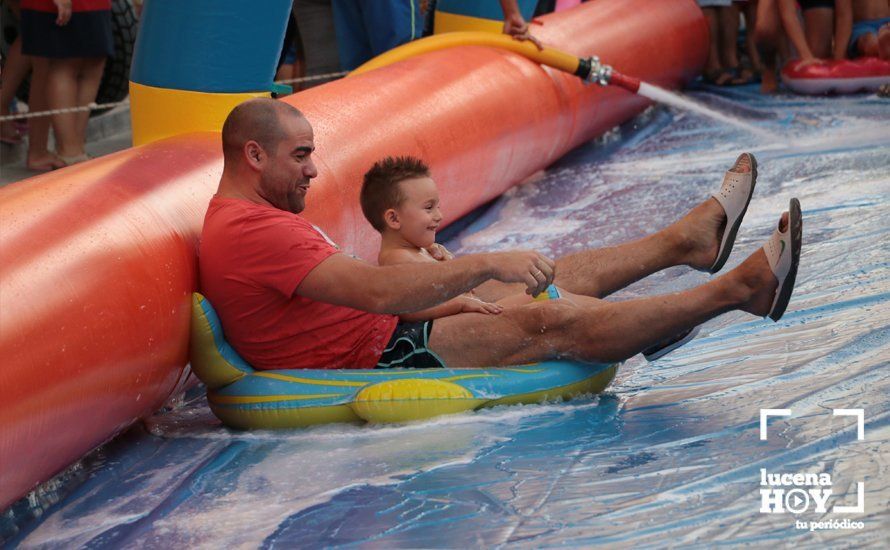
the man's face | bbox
[257,114,318,214]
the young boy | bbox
[360,155,505,322]
[359,155,700,361]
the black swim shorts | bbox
[375,321,447,369]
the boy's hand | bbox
[460,296,503,315]
[426,243,454,261]
[488,250,555,297]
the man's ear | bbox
[383,208,400,230]
[244,141,264,170]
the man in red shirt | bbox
[199,98,801,371]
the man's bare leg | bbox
[431,215,784,367]
[474,155,753,302]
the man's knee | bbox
[511,300,582,336]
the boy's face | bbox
[387,177,442,248]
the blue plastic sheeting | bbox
[3,85,888,547]
[130,0,291,92]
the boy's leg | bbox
[474,155,753,302]
[430,221,784,367]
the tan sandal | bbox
[710,152,758,273]
[764,199,802,322]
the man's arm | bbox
[296,251,554,314]
[378,248,503,321]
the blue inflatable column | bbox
[129,0,292,145]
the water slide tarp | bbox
[3,85,888,547]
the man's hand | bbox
[488,250,555,297]
[426,243,454,261]
[503,13,544,50]
[54,0,72,26]
[459,295,503,315]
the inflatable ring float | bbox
[781,57,890,94]
[190,293,619,429]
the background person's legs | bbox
[703,6,735,84]
[881,24,890,58]
[754,0,783,92]
[719,3,742,73]
[74,56,106,150]
[25,58,63,171]
[857,23,890,58]
[46,57,83,159]
[363,0,423,57]
[739,0,764,75]
[802,7,834,58]
[0,37,30,143]
[331,0,374,70]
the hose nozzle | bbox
[578,56,641,93]
[580,56,612,86]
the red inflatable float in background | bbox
[0,0,708,511]
[782,57,890,94]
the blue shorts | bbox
[374,285,561,369]
[849,17,890,58]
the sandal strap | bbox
[711,170,752,216]
[764,221,792,312]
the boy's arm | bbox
[833,0,853,60]
[399,297,467,322]
[401,295,503,322]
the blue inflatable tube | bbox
[191,294,619,429]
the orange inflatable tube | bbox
[0,0,707,510]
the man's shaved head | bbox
[222,98,305,165]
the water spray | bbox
[577,55,777,140]
[351,33,776,140]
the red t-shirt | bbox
[198,197,398,370]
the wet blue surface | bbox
[4,85,889,548]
